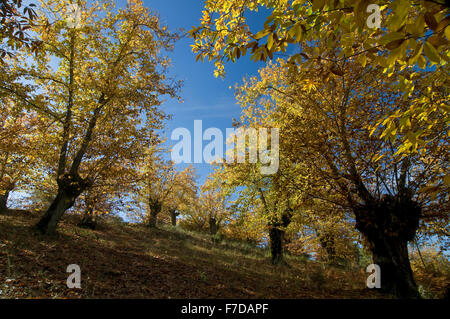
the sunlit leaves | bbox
[190,0,449,161]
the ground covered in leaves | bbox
[0,210,439,299]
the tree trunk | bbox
[148,211,158,228]
[209,217,219,235]
[268,209,292,265]
[269,227,285,265]
[0,180,14,213]
[0,189,10,212]
[35,174,90,235]
[170,210,179,226]
[355,195,421,298]
[148,200,162,228]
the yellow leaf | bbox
[423,41,440,63]
[444,25,450,40]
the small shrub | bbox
[418,285,435,299]
[211,233,224,244]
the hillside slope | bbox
[1,210,384,299]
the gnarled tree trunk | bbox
[148,200,162,228]
[268,209,292,265]
[268,226,285,265]
[35,174,91,235]
[355,195,421,298]
[209,216,219,235]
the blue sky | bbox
[129,0,267,184]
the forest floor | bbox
[0,209,442,299]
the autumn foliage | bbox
[0,0,448,300]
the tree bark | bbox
[209,217,219,235]
[35,174,90,235]
[0,189,10,212]
[148,200,162,228]
[268,209,292,265]
[355,195,421,298]
[269,227,285,265]
[148,211,158,228]
[0,180,14,213]
[170,209,179,226]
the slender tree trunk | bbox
[170,210,179,226]
[35,174,90,235]
[0,189,10,212]
[269,227,285,265]
[355,195,421,298]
